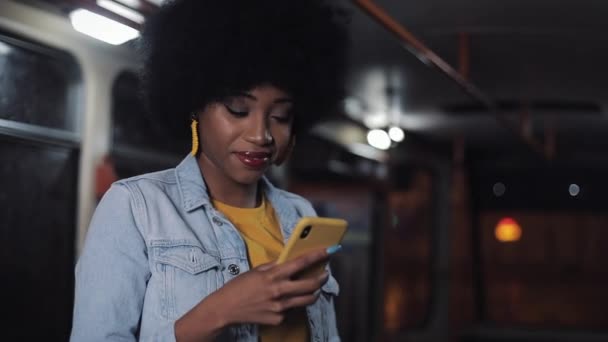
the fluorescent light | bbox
[69,9,140,45]
[367,129,391,150]
[0,42,11,55]
[97,0,145,24]
[344,97,363,116]
[114,0,142,8]
[363,112,388,129]
[388,126,404,142]
[145,0,166,5]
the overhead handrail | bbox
[353,0,547,158]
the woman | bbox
[70,0,349,341]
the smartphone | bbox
[277,216,348,279]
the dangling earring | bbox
[190,116,199,156]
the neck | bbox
[196,154,260,208]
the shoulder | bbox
[115,168,177,189]
[96,168,179,222]
[110,168,179,200]
[86,172,175,246]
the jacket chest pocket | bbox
[152,241,223,320]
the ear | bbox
[274,135,296,166]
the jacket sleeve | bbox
[70,183,176,342]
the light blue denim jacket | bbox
[70,155,340,342]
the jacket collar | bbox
[175,154,210,212]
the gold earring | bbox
[191,117,199,156]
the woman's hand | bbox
[174,248,330,342]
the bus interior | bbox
[1,0,608,341]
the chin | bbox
[233,171,266,186]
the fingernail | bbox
[326,244,342,255]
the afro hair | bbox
[139,0,350,137]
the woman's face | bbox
[196,84,294,186]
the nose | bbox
[244,113,273,146]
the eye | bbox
[270,107,293,124]
[271,115,292,124]
[223,104,249,117]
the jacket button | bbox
[212,217,223,226]
[228,264,240,275]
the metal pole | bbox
[352,0,546,157]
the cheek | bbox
[197,125,213,149]
[272,126,292,151]
[198,115,235,149]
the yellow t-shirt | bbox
[212,196,309,342]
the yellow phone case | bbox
[277,216,348,278]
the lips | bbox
[234,151,272,169]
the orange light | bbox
[495,217,522,242]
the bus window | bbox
[473,164,608,329]
[383,169,434,334]
[111,71,186,178]
[0,31,81,132]
[0,31,81,340]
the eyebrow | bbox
[235,92,294,104]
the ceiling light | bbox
[363,112,388,129]
[388,126,404,142]
[344,97,363,117]
[69,9,140,45]
[367,129,391,150]
[493,182,506,197]
[569,184,580,197]
[145,0,166,5]
[114,0,143,8]
[97,0,145,24]
[0,41,11,55]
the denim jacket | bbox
[70,155,340,342]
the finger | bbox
[252,312,285,326]
[273,248,329,279]
[270,272,328,298]
[265,313,285,326]
[280,292,321,310]
[256,261,277,272]
[319,270,330,286]
[294,259,329,280]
